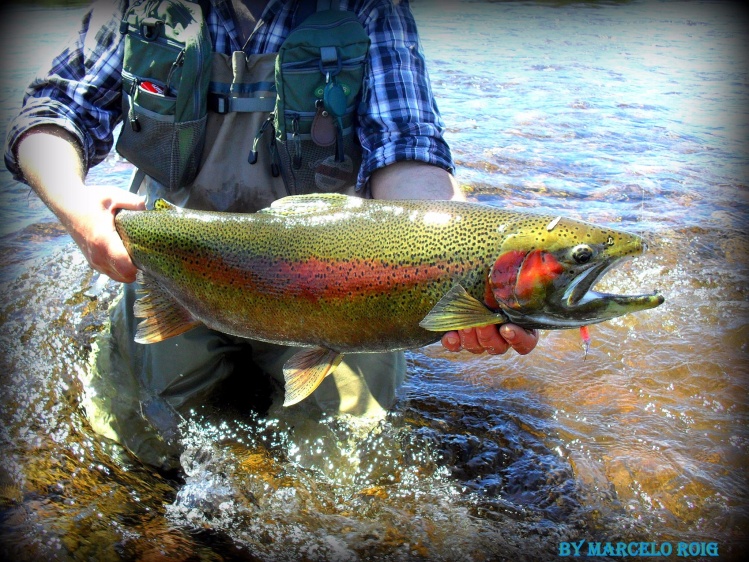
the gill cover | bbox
[488,249,565,310]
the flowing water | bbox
[0,1,747,560]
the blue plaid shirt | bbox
[4,0,454,190]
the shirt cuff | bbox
[357,122,455,191]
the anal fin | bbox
[133,272,202,343]
[419,284,507,332]
[282,346,343,406]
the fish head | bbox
[488,215,664,329]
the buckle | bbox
[208,93,229,114]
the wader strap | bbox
[129,168,146,194]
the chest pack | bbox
[117,0,369,195]
[116,0,212,190]
[271,6,370,193]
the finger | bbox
[499,324,539,355]
[90,246,137,283]
[108,229,139,282]
[106,193,142,282]
[459,328,484,354]
[85,227,137,283]
[110,254,138,283]
[441,331,462,352]
[98,188,147,214]
[115,193,147,211]
[475,325,510,355]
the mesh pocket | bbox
[277,135,361,195]
[116,98,207,190]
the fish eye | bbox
[572,244,594,264]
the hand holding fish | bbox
[61,186,145,283]
[441,325,539,356]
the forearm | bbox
[370,161,465,201]
[17,125,88,224]
[16,125,145,282]
[4,0,126,183]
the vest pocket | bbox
[277,120,361,194]
[117,87,207,190]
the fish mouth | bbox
[562,256,663,319]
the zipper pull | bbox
[291,115,302,169]
[248,114,274,164]
[323,80,347,162]
[165,49,185,95]
[128,80,141,131]
[269,135,281,178]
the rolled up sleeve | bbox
[4,1,126,182]
[356,0,454,190]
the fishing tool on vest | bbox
[116,0,212,190]
[322,70,348,162]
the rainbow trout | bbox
[114,194,663,405]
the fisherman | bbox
[4,0,538,471]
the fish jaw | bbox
[496,230,664,330]
[541,258,665,329]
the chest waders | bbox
[84,5,405,471]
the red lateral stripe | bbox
[176,252,455,302]
[271,257,450,301]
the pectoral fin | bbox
[133,272,202,343]
[419,284,508,332]
[282,346,344,406]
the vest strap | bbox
[207,93,276,114]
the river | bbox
[0,1,747,560]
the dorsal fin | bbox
[152,198,179,212]
[259,193,357,216]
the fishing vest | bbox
[116,0,369,213]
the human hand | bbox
[441,324,539,356]
[65,185,146,283]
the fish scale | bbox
[115,193,663,405]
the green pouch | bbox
[273,9,369,194]
[116,0,211,190]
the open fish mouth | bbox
[563,257,663,313]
